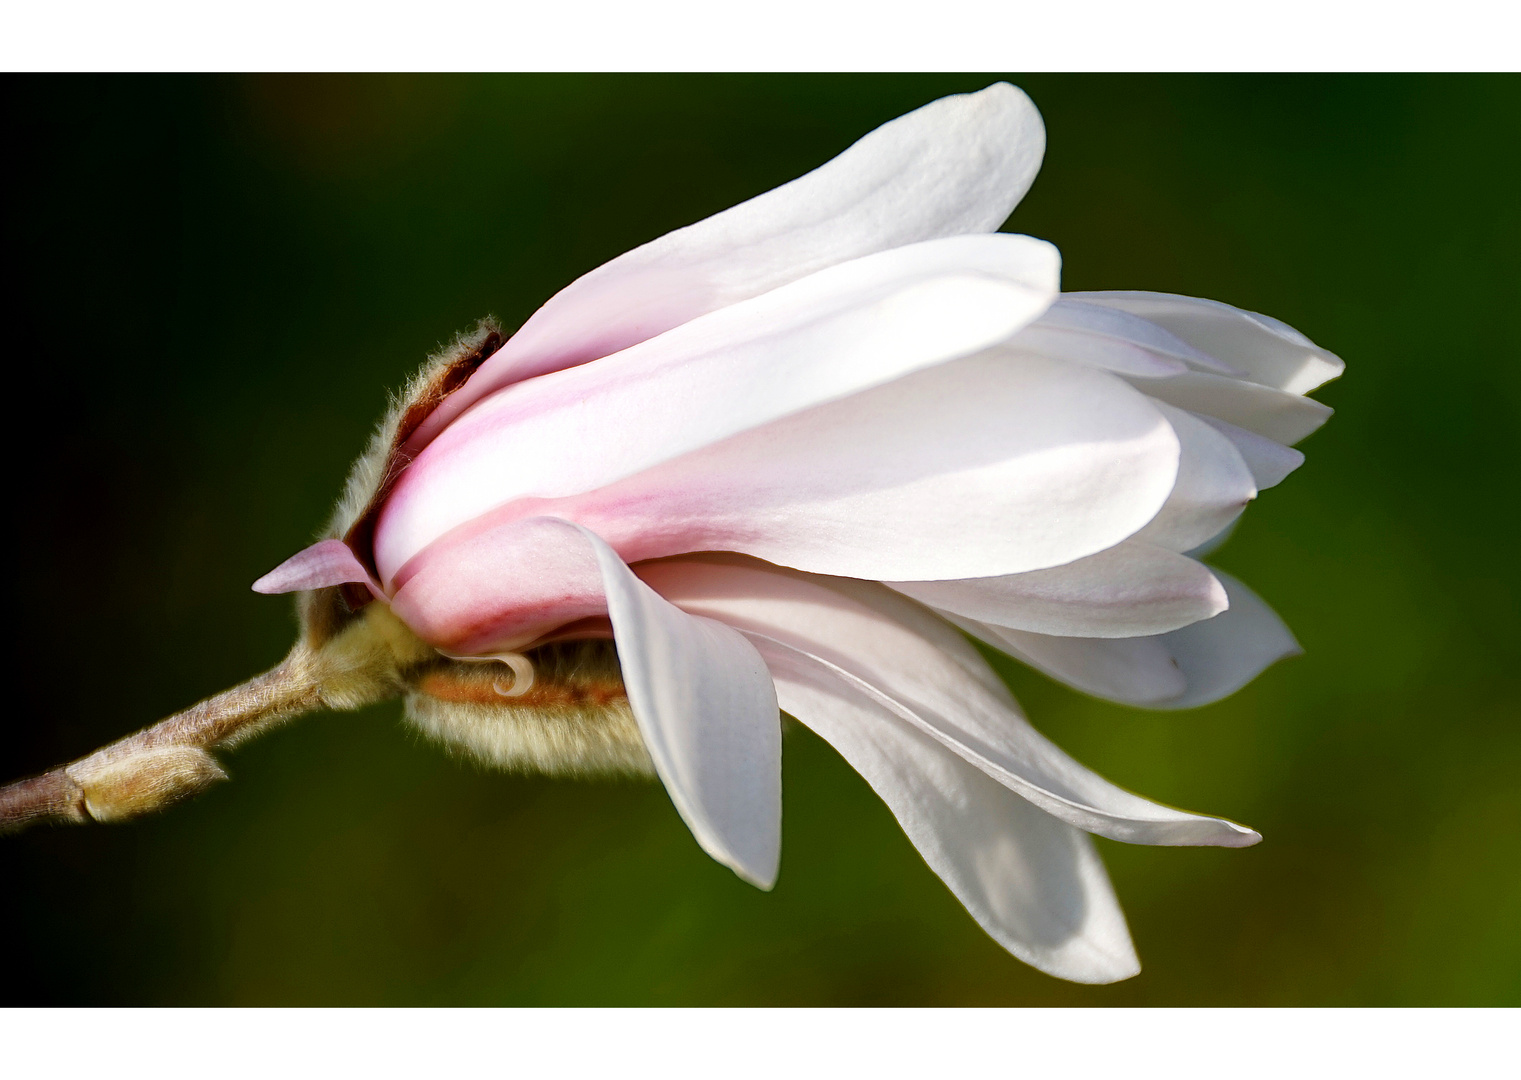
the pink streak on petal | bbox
[387,517,608,654]
[382,352,1177,591]
[372,234,1061,585]
[251,539,378,595]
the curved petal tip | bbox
[1221,822,1263,848]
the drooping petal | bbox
[885,540,1228,639]
[642,556,1259,848]
[579,525,782,889]
[251,539,378,595]
[949,614,1188,705]
[763,644,1139,983]
[400,353,1180,588]
[1132,371,1334,445]
[409,83,1047,448]
[1069,291,1345,394]
[1131,403,1257,554]
[955,571,1300,710]
[1157,569,1302,709]
[376,234,1062,584]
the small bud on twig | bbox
[65,746,228,823]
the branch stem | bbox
[0,649,323,834]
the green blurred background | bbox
[4,74,1517,1005]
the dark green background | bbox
[4,75,1517,1005]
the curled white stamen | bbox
[442,650,537,698]
[491,652,536,697]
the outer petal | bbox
[885,540,1228,639]
[409,83,1046,447]
[251,539,377,595]
[643,557,1259,848]
[764,645,1139,983]
[1069,291,1345,395]
[955,571,1300,710]
[579,525,782,889]
[404,353,1180,588]
[376,234,1061,584]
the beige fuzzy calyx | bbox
[404,639,651,778]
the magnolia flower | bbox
[0,84,1341,985]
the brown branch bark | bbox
[0,648,325,835]
[0,770,87,830]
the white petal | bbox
[1132,371,1334,445]
[1196,414,1304,490]
[886,540,1228,639]
[1158,570,1302,709]
[410,83,1047,447]
[1025,298,1238,375]
[517,353,1180,582]
[1132,403,1257,554]
[376,234,1061,583]
[998,328,1186,378]
[764,645,1139,983]
[644,557,1258,848]
[957,571,1300,710]
[1069,290,1345,394]
[946,613,1189,706]
[578,526,782,889]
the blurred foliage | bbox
[3,74,1518,1005]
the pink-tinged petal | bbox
[886,540,1228,639]
[251,539,377,595]
[1196,414,1304,491]
[643,557,1258,848]
[762,645,1139,983]
[376,234,1061,584]
[423,353,1179,586]
[577,526,782,890]
[1069,291,1345,395]
[954,571,1299,710]
[1132,371,1334,445]
[408,83,1046,448]
[388,516,606,654]
[1132,403,1257,554]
